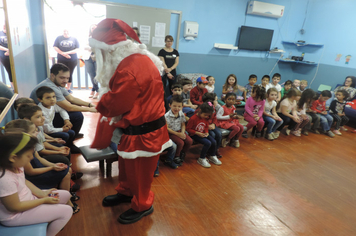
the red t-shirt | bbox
[186,114,209,135]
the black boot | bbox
[102,193,133,206]
[179,151,186,162]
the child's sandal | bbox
[70,192,80,201]
[72,202,80,214]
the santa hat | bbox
[89,18,145,50]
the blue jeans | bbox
[318,113,333,131]
[182,107,195,118]
[191,135,217,159]
[85,57,98,92]
[53,112,83,136]
[277,113,297,131]
[263,115,284,134]
[209,127,222,149]
[156,141,177,169]
[49,130,76,146]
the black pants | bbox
[58,59,77,83]
[0,56,13,82]
[330,113,349,130]
[53,111,83,136]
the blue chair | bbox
[0,222,48,236]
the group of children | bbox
[0,86,86,235]
[157,72,352,173]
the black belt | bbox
[123,116,166,135]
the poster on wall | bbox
[335,54,342,62]
[345,55,351,64]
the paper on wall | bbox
[140,25,150,44]
[155,22,166,37]
[152,37,165,48]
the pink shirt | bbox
[0,168,35,221]
[244,97,265,118]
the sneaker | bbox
[291,130,301,137]
[173,157,183,166]
[272,132,280,139]
[164,160,178,169]
[154,167,159,177]
[197,158,211,168]
[208,156,222,165]
[333,129,342,135]
[302,130,309,136]
[326,130,335,138]
[311,129,320,134]
[93,92,99,99]
[255,132,261,138]
[242,131,248,138]
[221,138,229,147]
[232,139,240,147]
[285,129,291,136]
[89,91,94,98]
[340,126,348,131]
[267,133,274,141]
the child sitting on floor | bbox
[187,103,221,168]
[217,93,245,147]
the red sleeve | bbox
[311,100,322,113]
[96,70,140,117]
[190,87,203,105]
[186,115,197,135]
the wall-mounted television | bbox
[238,26,274,51]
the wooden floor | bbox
[59,90,356,236]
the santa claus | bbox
[89,19,171,224]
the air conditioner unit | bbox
[247,1,284,18]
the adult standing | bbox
[83,24,99,99]
[89,19,171,224]
[334,76,356,100]
[30,63,97,143]
[158,35,179,95]
[53,29,80,93]
[0,24,13,88]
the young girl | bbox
[329,89,350,135]
[295,89,315,136]
[206,76,215,93]
[202,93,222,157]
[5,120,79,214]
[0,132,72,236]
[263,88,283,140]
[217,93,245,147]
[187,103,222,168]
[276,88,301,135]
[292,90,310,136]
[221,74,245,101]
[243,85,266,138]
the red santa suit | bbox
[89,19,171,213]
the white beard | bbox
[93,40,164,98]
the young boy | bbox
[181,78,198,114]
[36,86,77,152]
[266,73,282,101]
[260,75,270,92]
[166,83,183,106]
[293,79,300,89]
[280,80,293,98]
[190,77,208,105]
[311,90,335,137]
[165,95,193,165]
[299,80,308,92]
[244,74,257,101]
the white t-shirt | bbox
[264,100,277,115]
[206,85,214,93]
[266,83,282,92]
[277,98,296,113]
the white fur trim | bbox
[139,44,147,50]
[117,139,172,159]
[89,38,131,51]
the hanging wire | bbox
[300,0,310,34]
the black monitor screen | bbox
[238,26,274,51]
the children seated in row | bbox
[0,131,72,235]
[266,73,282,102]
[186,103,221,168]
[263,88,283,140]
[36,86,76,152]
[206,76,215,93]
[217,93,244,147]
[329,89,349,135]
[310,90,335,137]
[281,80,293,98]
[165,95,193,165]
[222,74,245,101]
[243,85,266,138]
[190,76,209,105]
[243,74,257,101]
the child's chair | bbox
[0,223,48,236]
